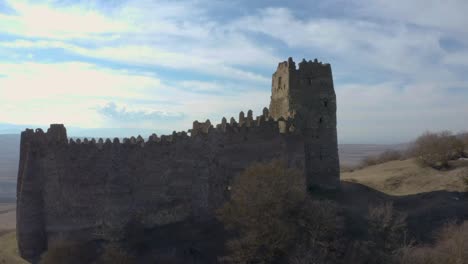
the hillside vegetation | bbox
[343,130,468,195]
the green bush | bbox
[410,131,464,169]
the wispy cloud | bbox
[0,0,467,142]
[0,0,128,39]
[97,101,185,123]
[0,61,269,132]
[0,0,278,82]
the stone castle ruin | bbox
[16,57,339,262]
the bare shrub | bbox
[461,133,468,157]
[464,175,468,193]
[398,221,468,264]
[367,202,407,252]
[359,202,408,264]
[410,131,465,169]
[340,164,357,173]
[288,200,343,264]
[361,150,403,167]
[217,160,341,264]
[398,245,434,264]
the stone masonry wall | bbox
[17,114,305,262]
[269,57,340,189]
[17,57,340,262]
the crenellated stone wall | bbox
[17,116,306,262]
[16,58,340,263]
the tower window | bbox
[308,77,312,85]
[323,100,328,107]
[319,117,323,124]
[278,76,282,89]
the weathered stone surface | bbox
[16,58,340,262]
[269,57,340,189]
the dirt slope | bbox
[0,231,26,264]
[342,158,468,195]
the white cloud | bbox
[230,7,458,81]
[0,0,129,39]
[0,0,467,142]
[0,0,279,83]
[0,62,165,126]
[353,0,468,34]
[0,61,270,132]
[0,61,160,101]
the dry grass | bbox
[0,230,27,264]
[342,158,468,195]
[361,150,404,167]
[464,175,468,193]
[399,221,468,264]
[0,203,17,230]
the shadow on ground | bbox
[336,182,468,242]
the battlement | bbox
[21,109,299,151]
[276,57,331,72]
[275,57,296,71]
[16,57,340,263]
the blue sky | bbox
[0,0,467,143]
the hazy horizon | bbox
[1,0,467,144]
[0,122,455,145]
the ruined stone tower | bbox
[269,57,340,190]
[16,57,340,262]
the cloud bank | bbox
[0,0,467,143]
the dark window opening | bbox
[319,117,323,124]
[324,100,328,107]
[308,77,312,85]
[278,76,282,89]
